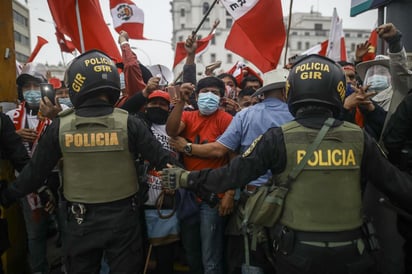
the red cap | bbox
[148,90,170,103]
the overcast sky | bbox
[25,0,378,68]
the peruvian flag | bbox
[110,0,145,39]
[326,8,347,62]
[47,0,121,62]
[227,61,263,87]
[55,27,76,53]
[221,0,286,73]
[362,28,378,61]
[173,31,215,68]
[27,36,48,63]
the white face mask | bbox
[197,92,220,115]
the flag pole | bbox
[192,0,219,37]
[75,0,85,53]
[283,0,294,66]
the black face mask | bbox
[146,107,169,124]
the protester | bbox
[6,62,59,274]
[166,77,234,274]
[169,68,293,273]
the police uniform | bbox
[164,55,412,274]
[0,50,175,273]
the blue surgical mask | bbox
[367,75,389,91]
[58,97,73,108]
[23,90,41,108]
[346,83,355,97]
[197,92,220,115]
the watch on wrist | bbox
[184,143,193,156]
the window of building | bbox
[15,52,29,63]
[351,43,356,52]
[291,31,298,36]
[314,23,323,30]
[345,33,350,38]
[13,11,28,27]
[14,31,30,46]
[178,35,184,42]
[203,2,210,15]
[211,36,216,45]
[181,23,185,29]
[305,42,310,50]
[205,18,210,28]
[227,54,232,64]
[211,53,216,63]
[180,8,185,17]
[357,33,363,38]
[226,18,232,28]
[304,32,310,36]
[297,41,302,50]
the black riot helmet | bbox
[65,49,120,108]
[286,54,346,117]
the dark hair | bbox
[195,76,225,97]
[238,87,256,98]
[240,75,262,89]
[217,73,238,88]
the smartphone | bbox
[40,83,56,105]
[166,85,180,99]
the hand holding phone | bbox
[40,83,56,105]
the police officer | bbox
[0,112,30,273]
[160,54,412,274]
[0,50,176,273]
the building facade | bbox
[13,0,31,63]
[170,1,371,76]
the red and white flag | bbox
[362,27,378,61]
[221,0,286,73]
[110,0,145,39]
[27,36,48,63]
[227,61,263,87]
[55,27,76,53]
[326,8,347,62]
[173,32,215,68]
[301,40,329,56]
[47,0,121,62]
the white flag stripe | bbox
[221,0,259,20]
[111,3,144,28]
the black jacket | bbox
[0,112,29,172]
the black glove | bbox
[37,186,56,213]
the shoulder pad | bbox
[58,108,74,117]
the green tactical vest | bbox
[277,120,364,232]
[59,108,138,203]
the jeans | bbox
[181,202,225,274]
[21,196,50,274]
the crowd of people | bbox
[0,22,412,274]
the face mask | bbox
[346,83,355,97]
[23,90,41,108]
[197,92,220,115]
[146,107,169,124]
[58,97,73,108]
[367,75,389,91]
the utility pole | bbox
[0,0,17,112]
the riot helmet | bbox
[286,54,346,117]
[65,49,120,108]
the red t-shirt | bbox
[181,109,232,171]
